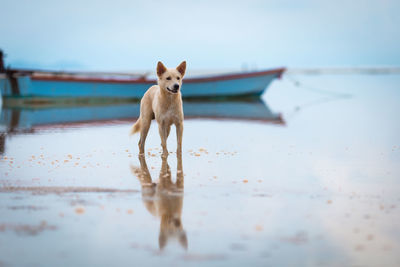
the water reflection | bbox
[0,99,282,131]
[130,153,187,250]
[0,99,283,154]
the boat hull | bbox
[0,68,284,99]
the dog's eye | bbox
[166,76,171,80]
[177,77,180,80]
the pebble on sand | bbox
[75,207,85,214]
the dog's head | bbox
[159,215,188,250]
[156,61,186,94]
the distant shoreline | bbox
[2,67,400,79]
[286,67,400,75]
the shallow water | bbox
[0,74,400,266]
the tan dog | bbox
[130,61,186,156]
[130,154,187,250]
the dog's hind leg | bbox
[138,118,151,155]
[159,122,170,157]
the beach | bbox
[0,73,400,266]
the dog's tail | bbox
[129,118,141,136]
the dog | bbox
[130,153,187,250]
[130,61,186,156]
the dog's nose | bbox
[173,84,179,90]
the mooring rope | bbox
[282,74,353,120]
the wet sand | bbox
[0,74,400,266]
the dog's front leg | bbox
[158,122,169,156]
[176,122,183,155]
[176,151,184,188]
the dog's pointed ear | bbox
[176,61,186,77]
[157,61,167,77]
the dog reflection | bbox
[131,154,187,250]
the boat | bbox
[0,52,285,100]
[0,68,284,100]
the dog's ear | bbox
[157,61,167,77]
[176,61,186,77]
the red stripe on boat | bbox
[29,68,286,84]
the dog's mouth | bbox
[166,87,179,94]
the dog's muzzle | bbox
[167,87,179,94]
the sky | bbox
[1,0,400,71]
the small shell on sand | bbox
[75,207,85,214]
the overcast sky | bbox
[1,0,399,71]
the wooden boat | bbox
[0,53,284,99]
[0,68,284,99]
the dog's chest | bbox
[158,104,181,123]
